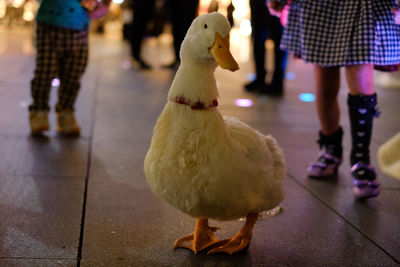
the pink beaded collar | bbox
[170,96,218,110]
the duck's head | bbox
[180,12,239,72]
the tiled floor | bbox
[1,25,400,266]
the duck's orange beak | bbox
[209,32,239,72]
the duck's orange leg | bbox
[208,213,258,255]
[174,218,221,254]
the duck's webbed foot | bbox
[174,218,220,254]
[208,213,258,255]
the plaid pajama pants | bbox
[30,23,88,112]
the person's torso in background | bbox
[36,0,89,30]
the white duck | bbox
[144,12,285,255]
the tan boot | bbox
[57,110,80,136]
[29,111,49,135]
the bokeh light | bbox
[235,98,253,107]
[286,72,296,80]
[239,19,252,36]
[299,93,315,102]
[122,61,131,70]
[51,78,60,87]
[247,73,256,81]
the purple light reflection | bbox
[235,98,253,107]
[286,72,296,80]
[51,78,60,87]
[122,61,131,70]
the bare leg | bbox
[314,65,341,135]
[174,218,220,254]
[208,213,258,255]
[345,64,375,95]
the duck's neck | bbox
[168,61,219,106]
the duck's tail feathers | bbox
[264,135,286,180]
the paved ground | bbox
[1,25,400,267]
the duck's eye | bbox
[204,24,208,29]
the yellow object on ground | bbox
[378,132,400,180]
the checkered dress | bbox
[30,23,88,112]
[275,0,400,67]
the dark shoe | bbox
[260,81,284,96]
[260,84,283,96]
[131,58,152,70]
[351,162,380,199]
[308,128,343,178]
[244,80,268,93]
[307,152,342,178]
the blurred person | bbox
[163,0,199,69]
[29,0,110,136]
[127,0,156,70]
[268,0,400,199]
[226,1,235,27]
[245,0,287,95]
[147,0,168,38]
[208,0,219,13]
[121,0,134,40]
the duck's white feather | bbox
[144,102,285,220]
[144,12,285,221]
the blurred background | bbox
[0,0,252,52]
[0,0,398,92]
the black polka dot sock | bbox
[347,93,379,166]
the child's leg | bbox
[29,24,58,112]
[314,65,341,135]
[307,65,343,178]
[345,64,376,165]
[345,64,375,95]
[54,30,88,136]
[56,30,88,113]
[345,64,379,198]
